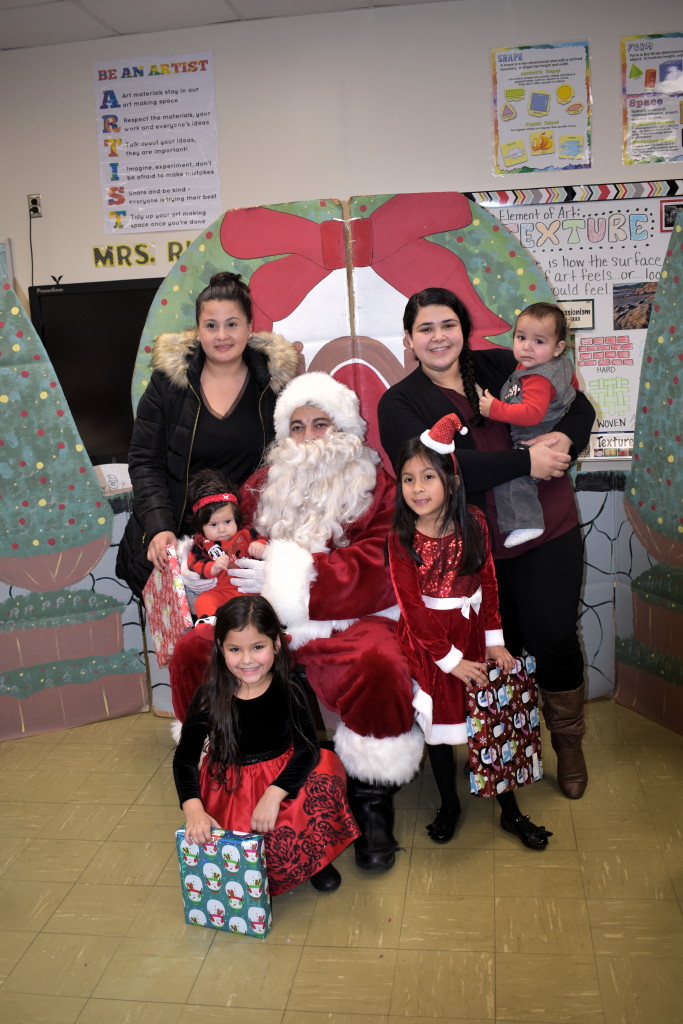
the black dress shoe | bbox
[426,805,461,844]
[310,862,342,892]
[500,813,553,850]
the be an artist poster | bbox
[492,41,592,175]
[94,52,220,234]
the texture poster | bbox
[492,41,591,175]
[467,182,683,457]
[622,33,683,165]
[94,52,220,234]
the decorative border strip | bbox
[464,180,683,206]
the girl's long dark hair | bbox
[392,438,486,576]
[403,287,484,427]
[196,596,317,789]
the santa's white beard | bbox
[255,433,379,552]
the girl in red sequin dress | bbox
[388,414,552,849]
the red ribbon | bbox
[220,193,509,345]
[192,492,238,514]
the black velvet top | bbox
[172,676,320,806]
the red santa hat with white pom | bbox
[420,412,468,454]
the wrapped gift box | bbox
[466,658,543,798]
[142,545,193,667]
[175,828,272,938]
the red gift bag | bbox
[466,657,543,798]
[142,545,193,667]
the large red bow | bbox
[220,193,509,344]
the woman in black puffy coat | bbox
[116,272,299,597]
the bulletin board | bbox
[465,180,683,458]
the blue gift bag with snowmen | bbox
[175,828,272,938]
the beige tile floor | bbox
[0,699,681,1024]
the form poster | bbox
[94,52,220,234]
[622,33,683,165]
[492,41,591,175]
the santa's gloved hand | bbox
[177,535,218,594]
[184,572,218,595]
[229,557,265,594]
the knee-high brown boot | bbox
[540,685,588,799]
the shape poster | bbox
[94,53,220,234]
[622,33,683,165]
[492,41,591,175]
[466,181,683,458]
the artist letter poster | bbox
[94,52,220,234]
[622,33,683,165]
[492,41,591,175]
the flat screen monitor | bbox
[28,277,164,465]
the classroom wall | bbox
[2,0,682,302]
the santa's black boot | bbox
[346,777,399,872]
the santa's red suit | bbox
[170,372,424,871]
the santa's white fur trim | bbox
[170,719,182,744]
[261,538,357,648]
[274,372,366,441]
[372,604,400,622]
[333,721,424,786]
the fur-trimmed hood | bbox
[152,329,299,394]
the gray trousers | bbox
[493,474,543,535]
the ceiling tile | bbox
[79,0,239,35]
[0,1,114,49]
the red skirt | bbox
[199,747,359,897]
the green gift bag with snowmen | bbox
[175,828,272,938]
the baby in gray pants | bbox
[479,302,577,548]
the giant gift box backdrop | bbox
[1,190,680,736]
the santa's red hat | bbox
[420,413,468,453]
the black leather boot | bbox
[346,777,399,872]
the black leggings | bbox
[494,525,584,693]
[428,743,522,820]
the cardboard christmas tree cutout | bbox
[0,284,147,739]
[0,283,112,588]
[624,218,682,566]
[617,215,683,731]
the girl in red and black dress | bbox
[173,595,359,894]
[388,414,552,850]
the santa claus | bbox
[170,372,423,871]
